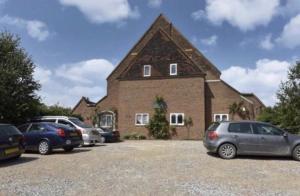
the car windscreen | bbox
[207,122,220,131]
[0,125,22,136]
[69,118,92,128]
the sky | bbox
[0,0,299,107]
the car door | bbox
[228,122,262,154]
[252,123,290,155]
[25,123,45,150]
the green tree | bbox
[228,101,250,120]
[147,96,170,139]
[0,32,41,124]
[184,116,193,139]
[276,61,300,133]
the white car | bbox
[32,116,104,146]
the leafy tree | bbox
[184,116,193,139]
[276,61,300,133]
[147,96,170,139]
[228,101,250,120]
[0,32,41,124]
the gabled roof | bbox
[107,14,221,80]
[71,96,95,113]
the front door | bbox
[252,123,290,155]
[24,123,45,150]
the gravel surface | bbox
[1,140,300,196]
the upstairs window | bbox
[214,114,229,122]
[170,113,184,126]
[143,65,151,77]
[170,63,177,76]
[135,113,149,126]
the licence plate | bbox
[70,133,78,137]
[5,147,19,155]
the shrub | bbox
[123,133,146,140]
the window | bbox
[28,124,45,133]
[228,123,252,134]
[58,120,75,128]
[170,113,184,126]
[17,124,30,133]
[135,113,149,125]
[170,63,177,76]
[100,114,113,128]
[143,65,151,77]
[214,114,229,122]
[252,123,284,136]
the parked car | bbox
[0,124,25,160]
[97,127,120,143]
[31,116,102,146]
[18,122,83,155]
[203,121,300,161]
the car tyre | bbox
[292,145,300,161]
[63,146,74,152]
[218,143,236,159]
[38,140,51,155]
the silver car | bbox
[203,121,300,161]
[32,116,103,146]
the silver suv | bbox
[32,116,102,146]
[203,121,300,161]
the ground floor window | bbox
[170,113,184,126]
[135,113,149,125]
[214,114,229,122]
[100,114,113,128]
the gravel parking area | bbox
[1,140,300,196]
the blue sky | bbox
[0,0,299,107]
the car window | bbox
[40,119,56,123]
[228,123,252,134]
[207,122,220,132]
[58,120,75,128]
[252,123,284,136]
[18,124,30,133]
[28,124,45,133]
[69,118,92,128]
[0,125,22,136]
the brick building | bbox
[72,14,265,139]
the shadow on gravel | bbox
[25,148,92,155]
[81,144,106,148]
[0,156,38,168]
[206,152,293,161]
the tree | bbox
[276,61,300,133]
[147,96,170,139]
[228,101,250,120]
[184,116,193,139]
[0,32,41,124]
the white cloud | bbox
[191,10,206,21]
[34,59,115,107]
[58,0,139,24]
[276,14,300,49]
[195,0,280,31]
[260,34,274,50]
[201,35,218,46]
[221,59,290,106]
[148,0,162,8]
[0,15,50,41]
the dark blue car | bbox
[18,122,83,155]
[0,124,25,160]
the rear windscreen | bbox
[207,122,220,131]
[0,125,22,136]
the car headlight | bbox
[81,129,87,134]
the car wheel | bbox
[218,143,236,159]
[63,146,74,152]
[292,145,300,161]
[38,140,51,155]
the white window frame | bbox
[100,114,113,128]
[143,65,151,77]
[170,113,184,126]
[135,113,149,126]
[170,63,177,76]
[213,114,229,122]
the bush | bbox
[123,132,146,140]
